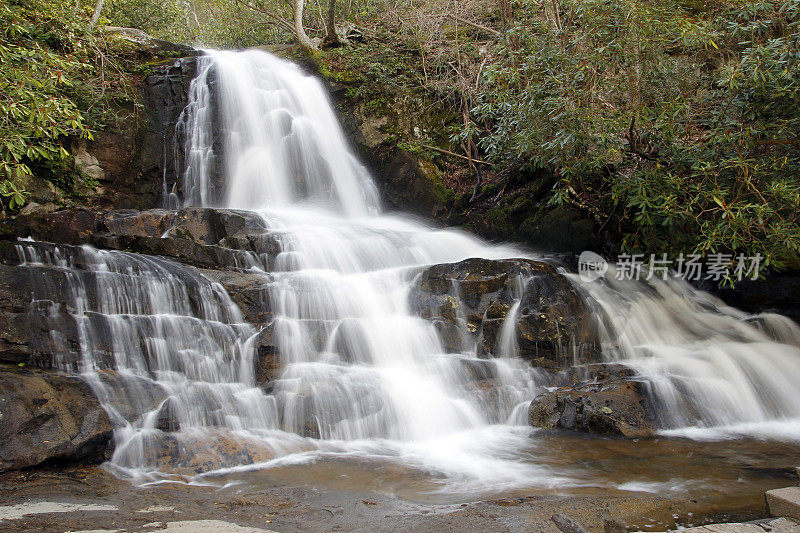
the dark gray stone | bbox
[0,367,113,472]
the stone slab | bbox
[767,487,800,521]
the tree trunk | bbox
[293,0,318,52]
[89,0,104,29]
[323,0,342,46]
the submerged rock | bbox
[528,376,655,438]
[409,257,599,369]
[0,367,113,472]
[153,432,281,474]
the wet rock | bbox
[102,209,176,237]
[93,370,168,424]
[154,398,181,432]
[0,260,87,368]
[198,268,273,326]
[562,362,639,385]
[1,209,104,245]
[409,257,599,369]
[107,235,268,271]
[714,271,800,324]
[0,366,113,472]
[167,208,268,245]
[0,242,271,371]
[326,80,455,218]
[136,57,199,208]
[36,56,199,211]
[253,326,281,387]
[154,432,281,474]
[528,377,655,438]
[3,207,281,272]
[552,513,590,533]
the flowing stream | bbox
[15,49,800,502]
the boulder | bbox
[105,27,196,56]
[409,258,599,369]
[0,366,113,472]
[102,209,176,237]
[153,431,283,474]
[528,376,655,438]
[167,207,268,245]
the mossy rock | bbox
[519,205,595,253]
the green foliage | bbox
[0,0,89,207]
[468,0,799,267]
[0,0,127,211]
[0,180,27,209]
[105,0,193,42]
[612,0,800,266]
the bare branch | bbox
[447,13,501,37]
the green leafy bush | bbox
[105,0,192,42]
[468,0,799,267]
[0,0,115,210]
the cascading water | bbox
[14,241,301,478]
[571,268,800,439]
[174,48,800,459]
[19,48,800,498]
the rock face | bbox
[0,367,113,472]
[109,57,198,210]
[0,240,276,372]
[1,206,281,273]
[326,81,454,218]
[714,272,800,324]
[22,56,199,212]
[409,257,600,369]
[528,366,656,438]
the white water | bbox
[571,268,800,439]
[16,48,800,496]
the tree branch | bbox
[447,13,502,37]
[232,0,294,33]
[419,143,492,165]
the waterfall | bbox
[174,49,800,445]
[13,242,294,480]
[569,268,800,439]
[179,50,380,215]
[18,48,800,494]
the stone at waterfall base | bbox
[0,464,762,533]
[0,366,113,472]
[528,377,655,438]
[767,487,800,522]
